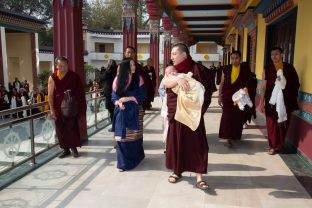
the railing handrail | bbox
[0,111,48,129]
[0,102,48,116]
[0,89,105,116]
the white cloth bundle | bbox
[4,94,9,103]
[232,88,253,111]
[10,96,17,109]
[269,69,287,123]
[173,72,205,131]
[160,92,168,143]
[21,96,27,117]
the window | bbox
[265,8,297,65]
[94,43,114,53]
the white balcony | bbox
[88,52,123,61]
[192,53,220,62]
[38,52,54,62]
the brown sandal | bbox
[196,181,209,190]
[267,148,276,155]
[168,174,181,183]
[224,139,233,148]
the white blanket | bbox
[269,69,287,123]
[232,88,253,111]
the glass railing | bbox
[86,90,111,134]
[0,90,110,177]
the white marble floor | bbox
[0,96,311,208]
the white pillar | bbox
[35,32,40,76]
[0,27,8,89]
[51,59,55,72]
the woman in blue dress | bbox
[112,59,146,171]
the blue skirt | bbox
[117,138,145,170]
[115,108,145,170]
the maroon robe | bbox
[143,65,156,105]
[166,57,215,174]
[219,63,253,140]
[136,63,150,110]
[264,62,300,150]
[52,70,86,149]
[216,66,223,85]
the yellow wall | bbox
[293,0,312,93]
[242,27,248,62]
[6,33,33,87]
[255,14,266,80]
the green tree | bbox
[38,69,51,87]
[0,0,91,23]
[86,0,148,29]
[38,28,53,47]
[84,64,95,76]
[137,0,149,29]
[0,0,52,21]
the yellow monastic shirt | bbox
[274,62,284,71]
[37,94,43,112]
[231,65,240,84]
[44,95,49,111]
[56,70,62,80]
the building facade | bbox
[39,27,223,78]
[222,0,312,162]
[0,9,46,90]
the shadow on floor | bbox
[182,175,311,199]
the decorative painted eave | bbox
[172,26,180,37]
[162,13,172,31]
[83,28,150,36]
[0,8,46,32]
[39,47,54,53]
[154,0,189,40]
[59,0,82,7]
[222,0,262,43]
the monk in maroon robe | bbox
[259,47,300,155]
[216,62,223,85]
[218,51,254,147]
[48,56,86,158]
[143,58,156,110]
[163,43,216,190]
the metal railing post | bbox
[29,116,36,165]
[94,95,98,129]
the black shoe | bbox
[58,149,71,159]
[71,148,79,158]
